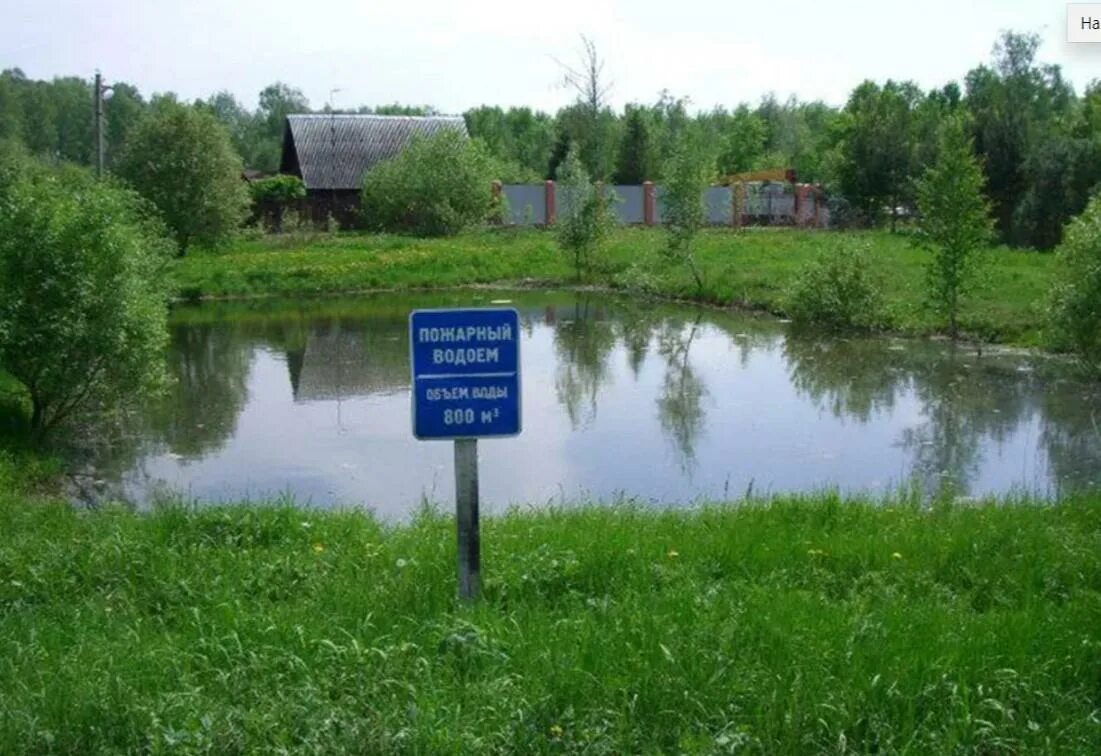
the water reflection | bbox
[69,291,1101,514]
[656,316,708,473]
[553,299,617,429]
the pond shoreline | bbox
[175,278,1054,360]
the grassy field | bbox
[172,227,1057,346]
[1,469,1099,752]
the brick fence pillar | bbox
[544,180,556,226]
[643,181,655,226]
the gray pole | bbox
[93,72,104,178]
[453,438,480,600]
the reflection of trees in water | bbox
[784,337,903,422]
[785,335,1045,496]
[151,322,253,458]
[62,321,253,504]
[614,304,660,380]
[656,315,707,473]
[1040,383,1101,494]
[553,299,618,429]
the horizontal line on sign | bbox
[415,372,517,380]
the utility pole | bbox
[93,71,104,177]
[93,72,111,177]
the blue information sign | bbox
[409,308,522,440]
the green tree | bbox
[464,105,555,179]
[836,80,922,228]
[915,117,994,338]
[0,69,25,143]
[555,143,616,282]
[195,90,258,168]
[965,31,1075,244]
[103,82,147,170]
[117,100,249,253]
[360,129,496,236]
[0,157,174,437]
[614,105,658,183]
[1048,191,1101,368]
[713,106,766,176]
[661,135,711,295]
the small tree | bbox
[1048,191,1101,368]
[915,116,993,338]
[0,159,175,438]
[555,143,617,282]
[361,130,496,236]
[661,135,711,296]
[117,100,249,253]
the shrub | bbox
[784,243,884,331]
[248,175,306,232]
[0,158,175,438]
[360,130,497,236]
[249,174,306,204]
[1047,192,1101,368]
[117,100,249,254]
[555,143,617,282]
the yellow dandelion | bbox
[667,549,680,559]
[313,543,325,553]
[549,724,564,738]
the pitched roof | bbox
[281,114,468,191]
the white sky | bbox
[4,0,1099,113]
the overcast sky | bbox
[4,1,1099,113]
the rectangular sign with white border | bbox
[409,308,521,440]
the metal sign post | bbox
[409,308,521,600]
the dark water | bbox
[74,290,1101,518]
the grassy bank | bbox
[2,483,1099,752]
[173,228,1057,346]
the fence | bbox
[497,181,829,228]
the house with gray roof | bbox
[279,114,468,227]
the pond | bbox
[73,290,1101,518]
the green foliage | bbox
[614,105,658,183]
[0,157,174,437]
[835,80,923,228]
[1012,132,1101,251]
[661,135,712,294]
[915,117,994,337]
[784,243,884,331]
[554,144,617,281]
[464,105,555,180]
[965,32,1078,246]
[1048,191,1101,367]
[360,130,497,236]
[248,174,306,204]
[117,100,249,253]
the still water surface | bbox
[78,291,1101,518]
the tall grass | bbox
[1,488,1098,753]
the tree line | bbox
[1,30,1100,250]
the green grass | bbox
[173,227,1058,346]
[2,480,1099,752]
